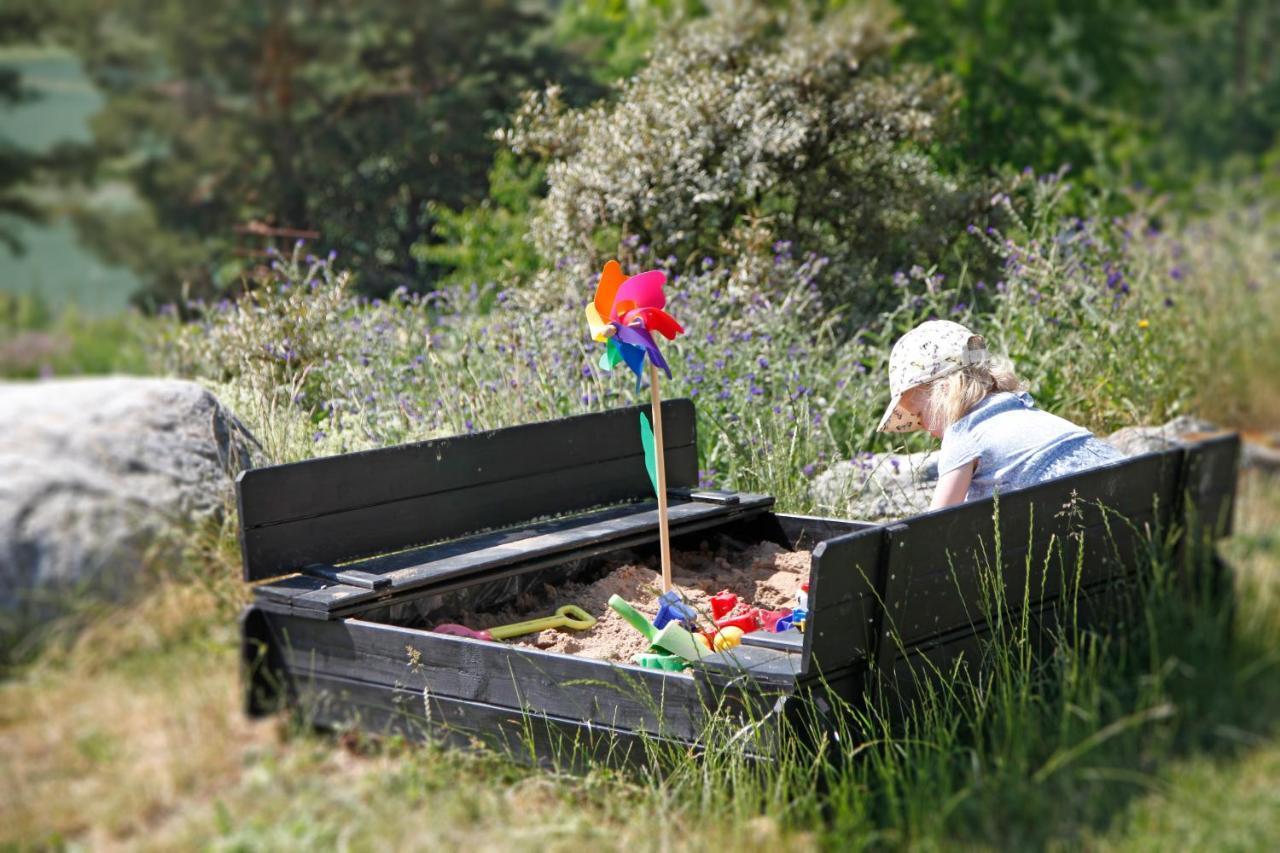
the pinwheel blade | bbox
[616,322,672,380]
[638,411,659,497]
[585,303,614,343]
[594,260,627,319]
[615,338,648,386]
[612,270,667,319]
[598,338,624,371]
[621,306,684,341]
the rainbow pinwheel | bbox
[586,259,685,594]
[586,260,684,389]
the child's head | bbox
[877,320,1024,438]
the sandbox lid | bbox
[252,490,775,618]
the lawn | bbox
[3,472,1277,850]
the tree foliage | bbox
[56,0,598,303]
[0,1,64,254]
[897,0,1280,189]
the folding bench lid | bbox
[237,400,775,617]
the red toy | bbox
[715,609,763,633]
[710,590,739,621]
[756,608,792,631]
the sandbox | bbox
[424,541,812,663]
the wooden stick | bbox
[649,363,672,593]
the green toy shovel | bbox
[487,605,597,640]
[608,594,709,662]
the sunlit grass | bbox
[3,471,1277,849]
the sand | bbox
[446,541,811,664]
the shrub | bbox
[902,173,1280,434]
[504,0,995,318]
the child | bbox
[877,320,1125,509]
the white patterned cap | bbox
[876,320,988,432]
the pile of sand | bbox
[450,541,811,664]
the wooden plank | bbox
[802,527,885,678]
[239,399,697,528]
[740,629,805,654]
[875,625,987,720]
[874,577,1141,720]
[237,402,699,583]
[774,514,879,551]
[241,442,700,581]
[876,450,1182,662]
[240,605,281,717]
[696,644,804,685]
[880,506,1160,658]
[256,612,710,740]
[1181,433,1241,541]
[291,671,731,771]
[261,495,774,616]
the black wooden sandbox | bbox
[238,399,1240,766]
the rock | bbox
[810,451,937,521]
[1104,416,1220,456]
[1241,431,1280,473]
[0,377,259,626]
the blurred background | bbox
[3,1,1280,848]
[2,0,1277,327]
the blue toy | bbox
[654,589,698,629]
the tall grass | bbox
[3,182,1277,846]
[154,179,1279,494]
[222,482,1273,850]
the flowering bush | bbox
[157,236,864,505]
[884,172,1280,434]
[504,0,993,316]
[158,178,1278,509]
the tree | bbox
[58,0,598,304]
[895,0,1280,191]
[0,2,62,254]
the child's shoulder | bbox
[954,391,1033,431]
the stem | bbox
[650,363,672,593]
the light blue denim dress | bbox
[938,392,1126,502]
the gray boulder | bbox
[810,450,938,521]
[1103,415,1219,456]
[0,377,259,626]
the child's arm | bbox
[930,459,976,509]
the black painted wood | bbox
[1182,433,1242,541]
[291,671,733,771]
[803,527,886,678]
[239,399,699,581]
[696,644,804,685]
[878,572,1150,719]
[253,494,774,617]
[876,624,987,719]
[740,629,805,654]
[238,401,1243,756]
[876,449,1183,670]
[775,514,878,551]
[254,609,710,740]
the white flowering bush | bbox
[504,0,993,316]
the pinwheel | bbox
[587,259,685,593]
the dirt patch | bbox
[446,541,811,664]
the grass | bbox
[3,471,1278,850]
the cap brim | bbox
[876,393,924,433]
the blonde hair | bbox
[922,357,1025,431]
